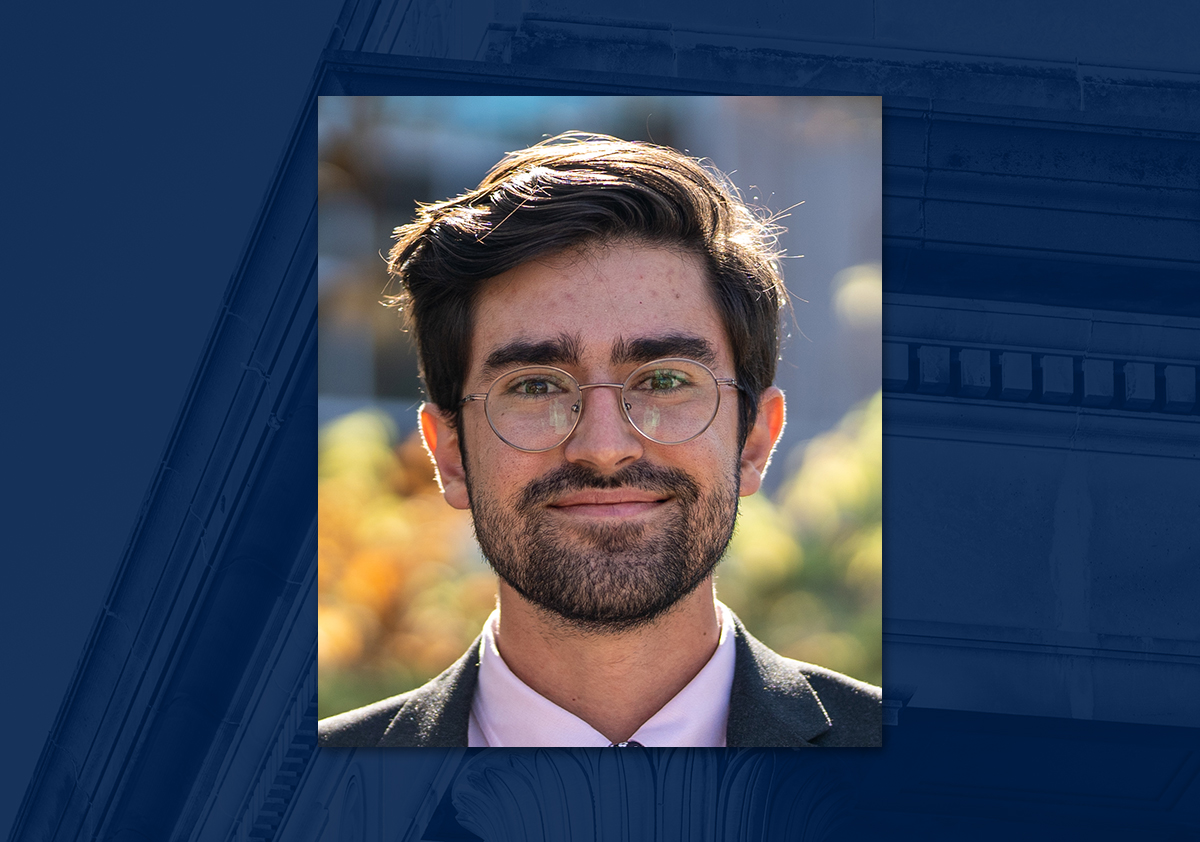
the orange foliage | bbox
[317,412,494,688]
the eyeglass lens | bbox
[484,359,722,451]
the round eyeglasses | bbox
[459,357,743,453]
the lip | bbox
[552,490,668,506]
[549,490,670,518]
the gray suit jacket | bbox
[318,614,882,748]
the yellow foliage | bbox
[318,409,493,699]
[846,521,883,590]
[720,390,882,686]
[726,495,801,586]
[780,390,882,537]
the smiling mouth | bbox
[548,492,671,519]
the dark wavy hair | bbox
[384,132,789,446]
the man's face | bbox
[425,241,775,632]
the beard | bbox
[464,458,741,633]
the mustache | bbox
[518,462,701,511]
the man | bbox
[319,132,881,747]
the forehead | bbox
[470,242,728,376]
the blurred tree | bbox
[318,411,494,717]
[720,390,882,686]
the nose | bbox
[562,384,644,472]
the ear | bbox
[419,403,471,510]
[738,386,786,497]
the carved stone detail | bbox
[450,749,850,842]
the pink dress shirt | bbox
[468,602,737,747]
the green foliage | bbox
[720,390,883,685]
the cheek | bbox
[708,400,744,461]
[712,416,749,486]
[466,445,543,502]
[669,439,740,487]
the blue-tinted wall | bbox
[6,2,1198,840]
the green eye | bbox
[502,372,571,398]
[640,370,688,391]
[518,379,555,395]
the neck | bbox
[492,579,722,743]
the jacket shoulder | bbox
[794,661,883,747]
[318,637,481,748]
[727,613,881,747]
[318,692,413,747]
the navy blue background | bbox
[5,2,1198,840]
[1,1,340,834]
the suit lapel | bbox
[380,618,835,747]
[726,615,833,747]
[378,637,481,747]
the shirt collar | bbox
[468,602,737,747]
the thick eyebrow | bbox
[611,334,718,368]
[478,332,584,383]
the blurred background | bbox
[318,96,882,717]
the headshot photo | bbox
[317,97,882,747]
